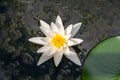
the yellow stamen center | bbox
[51,34,66,48]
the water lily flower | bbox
[29,15,83,67]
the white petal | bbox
[48,48,57,56]
[41,37,50,43]
[68,38,83,46]
[28,37,47,45]
[65,24,73,35]
[54,51,63,67]
[37,45,50,53]
[71,22,82,37]
[51,22,58,33]
[64,48,81,66]
[55,15,63,27]
[40,20,50,30]
[64,47,70,56]
[40,27,53,37]
[37,51,52,66]
[56,23,64,34]
[65,34,71,40]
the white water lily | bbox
[29,15,83,67]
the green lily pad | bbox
[82,36,120,80]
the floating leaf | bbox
[82,36,120,80]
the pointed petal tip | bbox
[37,62,41,66]
[36,51,39,53]
[37,52,53,66]
[54,51,63,67]
[28,38,35,43]
[55,63,59,67]
[51,22,54,24]
[77,63,82,66]
[64,48,82,66]
[40,20,44,23]
[76,60,82,66]
[81,39,83,41]
[28,37,47,45]
[37,50,42,53]
[39,20,43,24]
[56,15,63,26]
[39,20,50,30]
[65,24,73,35]
[54,60,61,67]
[79,39,84,43]
[72,57,82,66]
[28,38,31,42]
[71,22,82,37]
[57,15,60,18]
[76,22,82,26]
[74,22,82,28]
[78,22,82,25]
[39,20,42,22]
[73,56,82,66]
[37,62,43,66]
[54,58,61,67]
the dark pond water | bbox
[0,0,120,80]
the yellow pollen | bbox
[51,34,66,48]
